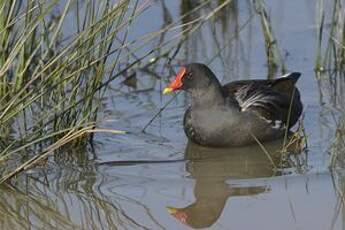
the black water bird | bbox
[163,63,302,147]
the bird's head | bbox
[163,63,219,94]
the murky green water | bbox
[2,1,345,229]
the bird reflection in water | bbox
[167,136,305,228]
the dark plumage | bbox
[163,63,303,147]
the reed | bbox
[0,0,152,183]
[316,0,345,71]
[254,0,285,78]
[314,0,345,170]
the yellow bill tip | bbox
[166,206,178,214]
[163,87,173,95]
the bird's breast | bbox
[184,107,284,147]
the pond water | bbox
[2,0,345,229]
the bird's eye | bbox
[186,72,192,79]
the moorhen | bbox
[163,63,303,147]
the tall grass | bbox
[0,0,151,183]
[316,0,345,71]
[254,0,285,78]
[315,0,345,170]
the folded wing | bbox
[224,72,302,129]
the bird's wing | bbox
[223,73,302,129]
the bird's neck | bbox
[190,83,240,110]
[190,82,224,108]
